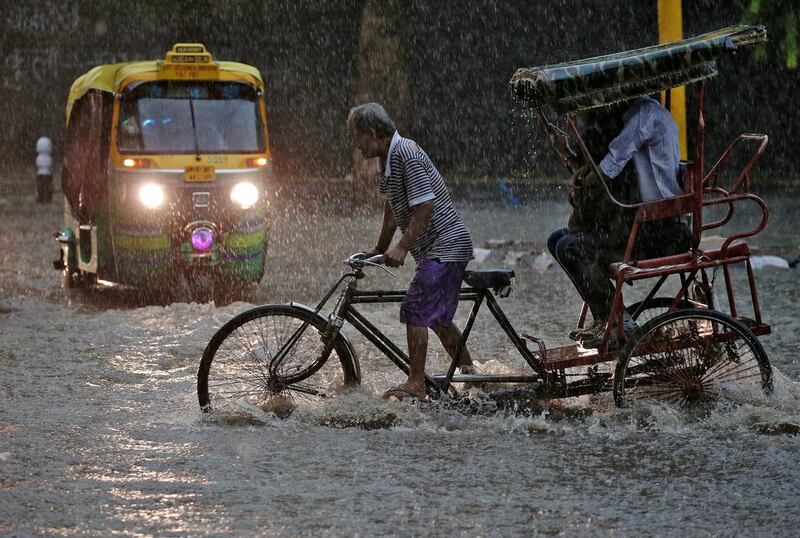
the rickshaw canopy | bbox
[66,44,265,122]
[510,25,767,113]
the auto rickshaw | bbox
[55,44,271,305]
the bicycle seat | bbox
[463,269,514,289]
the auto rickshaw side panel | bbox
[108,194,173,287]
[61,90,117,282]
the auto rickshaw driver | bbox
[118,114,140,147]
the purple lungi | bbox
[400,259,468,328]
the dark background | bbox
[1,0,796,181]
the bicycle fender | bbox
[289,301,362,382]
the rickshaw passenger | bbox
[551,96,691,348]
[547,105,637,336]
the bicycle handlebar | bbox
[343,253,397,276]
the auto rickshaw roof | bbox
[509,25,767,113]
[66,44,264,121]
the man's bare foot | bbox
[382,382,427,401]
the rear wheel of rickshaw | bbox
[79,271,98,288]
[197,305,360,414]
[626,296,693,325]
[613,309,772,409]
[61,267,97,290]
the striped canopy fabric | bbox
[510,25,767,113]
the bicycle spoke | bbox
[615,310,772,409]
[198,306,355,412]
[285,382,327,397]
[218,340,271,387]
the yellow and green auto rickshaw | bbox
[55,44,271,304]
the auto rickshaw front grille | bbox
[192,191,211,208]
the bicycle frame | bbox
[270,247,768,404]
[311,268,548,398]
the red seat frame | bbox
[562,83,771,354]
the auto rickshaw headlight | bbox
[139,183,165,209]
[230,181,259,209]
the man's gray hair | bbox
[348,103,396,138]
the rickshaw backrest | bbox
[625,127,769,265]
[677,161,690,192]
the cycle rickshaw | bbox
[198,25,773,413]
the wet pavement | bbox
[1,178,799,536]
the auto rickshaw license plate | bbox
[184,166,215,182]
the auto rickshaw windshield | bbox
[117,80,265,154]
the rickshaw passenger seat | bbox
[463,269,515,290]
[611,241,751,276]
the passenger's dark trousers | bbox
[548,218,691,321]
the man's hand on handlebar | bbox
[382,246,408,268]
[349,251,383,265]
[359,248,383,260]
[346,251,396,276]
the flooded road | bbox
[1,177,799,536]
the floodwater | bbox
[1,177,799,537]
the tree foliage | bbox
[742,0,798,69]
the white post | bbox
[36,136,53,203]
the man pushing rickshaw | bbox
[198,25,774,412]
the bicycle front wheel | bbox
[197,305,360,412]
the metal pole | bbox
[658,0,687,160]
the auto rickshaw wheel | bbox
[187,273,213,304]
[61,268,96,289]
[79,271,97,288]
[613,309,772,409]
[212,278,242,307]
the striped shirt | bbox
[380,132,473,263]
[599,97,683,202]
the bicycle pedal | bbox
[521,333,547,363]
[520,333,541,343]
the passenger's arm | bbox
[572,163,606,188]
[598,111,650,179]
